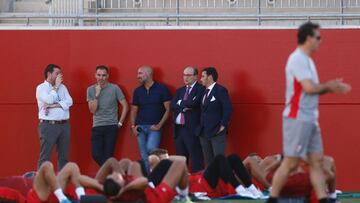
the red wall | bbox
[0,29,359,191]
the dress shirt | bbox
[175,82,196,124]
[36,80,73,120]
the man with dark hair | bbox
[87,65,129,166]
[267,22,351,203]
[196,67,232,165]
[130,66,172,173]
[103,178,121,197]
[171,66,205,172]
[36,64,73,170]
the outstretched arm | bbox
[79,175,104,192]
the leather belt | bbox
[40,119,68,124]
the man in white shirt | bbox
[170,66,204,172]
[36,64,73,170]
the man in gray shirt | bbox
[87,65,128,166]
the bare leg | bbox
[95,157,121,182]
[269,157,300,197]
[128,161,144,178]
[57,162,85,200]
[161,159,187,189]
[307,152,328,199]
[57,162,82,190]
[243,157,271,188]
[260,155,279,169]
[118,158,132,173]
[323,156,336,194]
[177,163,189,190]
[33,161,61,201]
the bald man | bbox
[130,66,172,174]
[171,66,205,172]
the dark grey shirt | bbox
[87,83,125,127]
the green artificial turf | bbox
[212,199,360,202]
[173,198,360,203]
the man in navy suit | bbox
[171,66,204,172]
[197,67,232,165]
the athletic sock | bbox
[54,188,68,202]
[329,192,337,199]
[319,198,330,203]
[266,197,278,203]
[176,186,189,197]
[75,186,86,199]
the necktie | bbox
[179,86,191,125]
[202,88,210,105]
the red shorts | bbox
[85,188,100,195]
[223,182,236,196]
[26,188,58,203]
[0,187,26,203]
[62,184,76,200]
[112,175,145,202]
[144,182,177,203]
[189,174,230,198]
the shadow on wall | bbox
[153,66,177,155]
[227,70,270,156]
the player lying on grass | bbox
[79,157,192,203]
[148,149,264,199]
[244,153,338,202]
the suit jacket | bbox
[196,83,232,138]
[171,82,205,137]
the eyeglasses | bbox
[183,74,195,77]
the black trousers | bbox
[174,125,204,172]
[91,125,118,166]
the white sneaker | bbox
[174,195,194,203]
[192,192,211,200]
[246,184,263,199]
[235,185,257,199]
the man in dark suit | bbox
[171,66,205,172]
[197,67,232,165]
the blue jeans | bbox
[136,125,162,173]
